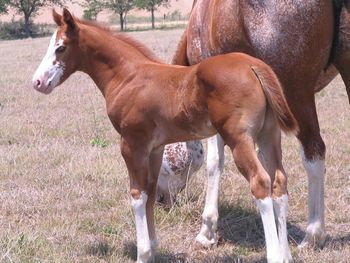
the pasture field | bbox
[0,29,350,262]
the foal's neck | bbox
[79,26,157,97]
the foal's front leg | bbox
[121,139,153,263]
[147,147,164,253]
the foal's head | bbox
[32,9,81,94]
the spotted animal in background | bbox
[157,141,204,206]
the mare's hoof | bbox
[193,233,219,249]
[298,231,327,249]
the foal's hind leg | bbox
[257,109,292,261]
[229,136,283,263]
[195,135,225,247]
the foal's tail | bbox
[250,65,299,135]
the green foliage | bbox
[134,0,174,29]
[134,0,170,12]
[90,137,109,148]
[81,0,104,20]
[105,0,135,15]
[0,0,9,14]
[103,225,122,236]
[166,9,188,21]
[8,0,64,17]
[7,0,64,37]
[0,21,53,40]
[105,0,135,31]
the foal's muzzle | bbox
[32,76,54,94]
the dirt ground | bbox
[0,29,350,262]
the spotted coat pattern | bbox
[157,140,204,206]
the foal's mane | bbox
[77,19,162,63]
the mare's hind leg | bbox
[195,135,225,246]
[229,135,283,263]
[257,108,292,261]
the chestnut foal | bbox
[32,9,298,263]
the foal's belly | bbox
[155,116,217,146]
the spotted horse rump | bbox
[157,141,204,206]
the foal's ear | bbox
[63,8,76,30]
[52,9,62,26]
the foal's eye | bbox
[56,46,66,53]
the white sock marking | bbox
[301,149,326,246]
[273,194,292,261]
[256,197,283,263]
[196,135,224,246]
[131,191,152,263]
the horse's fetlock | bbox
[202,211,219,225]
[138,246,152,263]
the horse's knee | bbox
[250,171,271,200]
[131,189,148,206]
[131,188,143,200]
[272,170,287,198]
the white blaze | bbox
[32,30,65,92]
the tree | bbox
[8,0,64,38]
[106,0,134,31]
[0,0,9,14]
[135,0,170,29]
[81,0,104,20]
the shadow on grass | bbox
[85,239,116,257]
[122,202,304,262]
[217,202,305,250]
[123,242,137,261]
[325,233,350,249]
[123,242,187,262]
[122,241,265,263]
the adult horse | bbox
[32,9,298,263]
[171,0,350,251]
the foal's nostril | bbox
[36,79,41,87]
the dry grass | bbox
[0,29,350,263]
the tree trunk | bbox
[151,7,155,29]
[124,13,127,30]
[24,14,31,38]
[119,12,124,31]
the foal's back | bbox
[140,54,267,142]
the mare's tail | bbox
[250,65,299,135]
